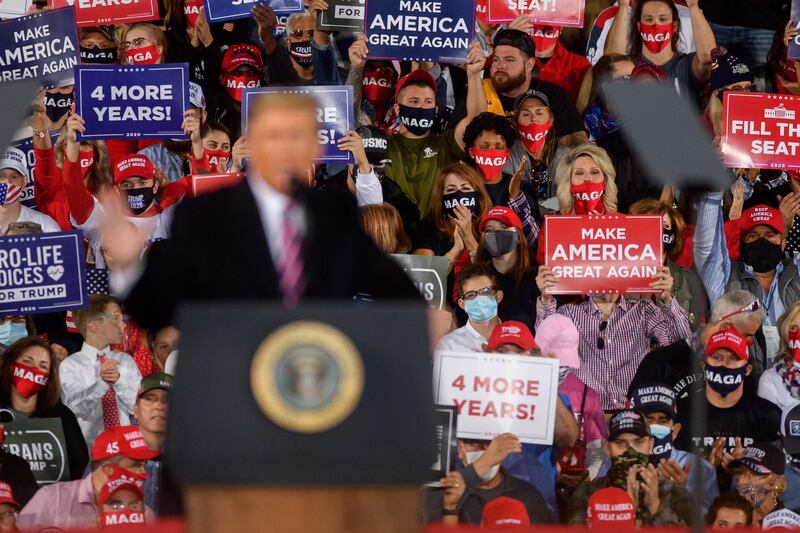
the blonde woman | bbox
[758,301,800,410]
[121,23,168,65]
[553,143,618,215]
[359,203,411,254]
[704,48,754,139]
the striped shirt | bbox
[535,297,691,410]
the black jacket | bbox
[0,451,39,507]
[125,179,421,331]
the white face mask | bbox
[465,450,500,482]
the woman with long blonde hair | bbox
[554,143,618,215]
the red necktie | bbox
[97,353,120,429]
[277,202,306,306]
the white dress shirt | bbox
[246,173,306,266]
[59,342,142,446]
[436,322,490,353]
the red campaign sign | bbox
[73,0,159,27]
[47,0,72,8]
[721,92,800,170]
[476,0,488,24]
[487,0,584,27]
[192,173,243,196]
[544,214,663,295]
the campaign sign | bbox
[242,85,354,164]
[721,92,800,170]
[8,133,60,209]
[364,0,475,62]
[487,0,585,27]
[192,172,244,196]
[790,0,800,60]
[3,417,70,485]
[74,0,159,27]
[0,0,33,19]
[0,8,79,88]
[204,0,302,23]
[391,254,449,309]
[429,404,457,483]
[0,230,87,315]
[47,0,72,7]
[543,214,663,295]
[433,350,559,445]
[74,64,190,140]
[318,0,365,31]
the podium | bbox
[167,303,434,533]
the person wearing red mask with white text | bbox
[209,43,264,140]
[512,90,562,198]
[758,302,800,411]
[122,24,165,66]
[0,338,89,483]
[605,0,715,105]
[96,475,146,528]
[17,425,157,531]
[554,143,618,215]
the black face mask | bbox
[44,92,72,123]
[663,228,675,254]
[398,104,435,136]
[484,229,518,257]
[289,41,313,68]
[740,237,784,273]
[80,46,117,64]
[125,187,155,215]
[442,191,477,218]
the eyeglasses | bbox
[597,320,608,350]
[289,29,314,39]
[0,511,16,519]
[719,300,760,321]
[97,312,123,322]
[107,502,144,511]
[122,37,151,50]
[461,287,497,301]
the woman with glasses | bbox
[475,207,537,331]
[0,338,89,488]
[122,24,167,66]
[535,262,690,412]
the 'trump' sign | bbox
[364,0,475,62]
[543,214,663,294]
[433,350,559,445]
[721,92,800,170]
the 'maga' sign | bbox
[0,230,88,315]
[433,350,559,445]
[0,8,78,87]
[242,85,354,164]
[364,0,475,62]
[721,92,800,170]
[544,214,663,295]
[74,64,190,140]
[204,0,302,23]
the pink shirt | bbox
[559,373,607,444]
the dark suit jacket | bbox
[125,179,421,330]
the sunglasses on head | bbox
[719,300,760,321]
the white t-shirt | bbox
[586,2,695,65]
[71,197,174,268]
[17,205,61,233]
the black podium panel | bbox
[166,302,434,485]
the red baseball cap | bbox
[394,70,436,101]
[92,426,159,462]
[0,482,19,510]
[97,476,144,507]
[113,155,156,185]
[740,205,784,236]
[481,496,531,528]
[587,487,635,527]
[221,43,264,73]
[705,324,751,361]
[487,321,537,352]
[479,206,523,233]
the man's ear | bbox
[393,102,400,116]
[745,363,752,376]
[671,422,681,440]
[458,298,466,311]
[495,290,504,304]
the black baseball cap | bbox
[493,29,536,58]
[513,89,551,111]
[607,410,651,441]
[628,383,676,420]
[356,125,392,166]
[730,442,785,475]
[782,403,800,455]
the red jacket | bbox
[536,42,591,101]
[33,146,73,230]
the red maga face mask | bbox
[517,120,552,155]
[101,509,145,528]
[125,44,160,65]
[184,0,203,27]
[789,328,800,363]
[9,362,49,399]
[469,147,509,182]
[571,181,605,214]
[221,73,261,102]
[531,26,560,52]
[639,22,674,54]
[204,148,230,168]
[362,70,395,122]
[79,151,94,179]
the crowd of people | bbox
[0,0,799,528]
